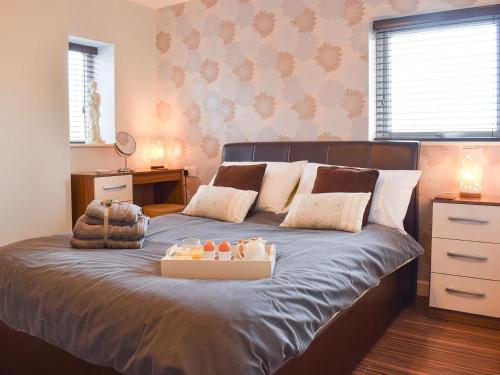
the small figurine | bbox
[87,80,105,144]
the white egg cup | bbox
[218,251,232,261]
[203,251,215,260]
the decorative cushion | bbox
[211,161,306,214]
[213,164,267,212]
[182,185,258,223]
[291,163,420,231]
[280,193,371,233]
[312,166,379,225]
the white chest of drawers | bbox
[430,196,500,328]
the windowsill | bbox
[421,141,500,147]
[70,143,114,148]
[375,138,500,146]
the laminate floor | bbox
[354,297,500,375]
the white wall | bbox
[0,0,157,246]
[0,0,71,246]
[68,0,158,172]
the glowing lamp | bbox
[459,147,483,198]
[150,140,165,169]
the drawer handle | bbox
[445,287,485,298]
[446,252,488,261]
[102,184,127,191]
[447,216,489,225]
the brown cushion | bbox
[213,164,267,212]
[312,166,379,225]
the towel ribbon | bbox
[101,199,119,248]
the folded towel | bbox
[70,237,145,249]
[84,215,144,227]
[73,215,150,241]
[85,200,142,225]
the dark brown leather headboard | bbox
[222,141,420,240]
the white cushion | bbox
[367,170,421,232]
[182,185,258,223]
[280,193,371,233]
[210,161,306,214]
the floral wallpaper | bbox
[156,0,500,284]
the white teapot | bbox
[240,238,267,261]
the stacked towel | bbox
[71,200,150,249]
[85,200,142,224]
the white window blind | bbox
[374,6,500,140]
[68,43,97,143]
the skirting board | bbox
[417,280,429,297]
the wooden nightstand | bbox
[71,168,187,224]
[429,195,500,329]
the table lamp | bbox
[150,139,165,169]
[459,147,483,198]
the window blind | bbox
[68,43,97,143]
[374,6,500,140]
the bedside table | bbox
[429,195,500,329]
[71,169,187,224]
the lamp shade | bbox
[150,140,165,169]
[459,147,482,198]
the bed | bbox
[0,141,422,375]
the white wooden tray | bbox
[161,244,276,280]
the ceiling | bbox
[128,0,189,10]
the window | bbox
[374,6,500,140]
[68,42,97,143]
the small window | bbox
[68,42,98,143]
[374,6,500,140]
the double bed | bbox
[0,141,422,375]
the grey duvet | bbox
[0,213,423,375]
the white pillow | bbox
[210,161,306,214]
[295,162,329,195]
[182,185,258,223]
[280,193,371,233]
[281,162,328,213]
[367,170,421,232]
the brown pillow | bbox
[312,166,379,225]
[213,164,267,212]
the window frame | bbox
[373,5,500,141]
[68,42,98,144]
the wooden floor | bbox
[354,297,500,375]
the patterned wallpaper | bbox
[155,0,500,283]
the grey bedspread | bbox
[0,213,423,375]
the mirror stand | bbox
[114,132,136,173]
[117,155,133,173]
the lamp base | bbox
[117,167,133,173]
[459,191,481,198]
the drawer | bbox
[432,202,500,243]
[133,171,181,185]
[430,273,500,318]
[94,175,133,202]
[432,238,500,281]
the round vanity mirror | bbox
[114,132,136,173]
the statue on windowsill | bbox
[87,80,105,144]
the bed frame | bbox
[0,141,421,375]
